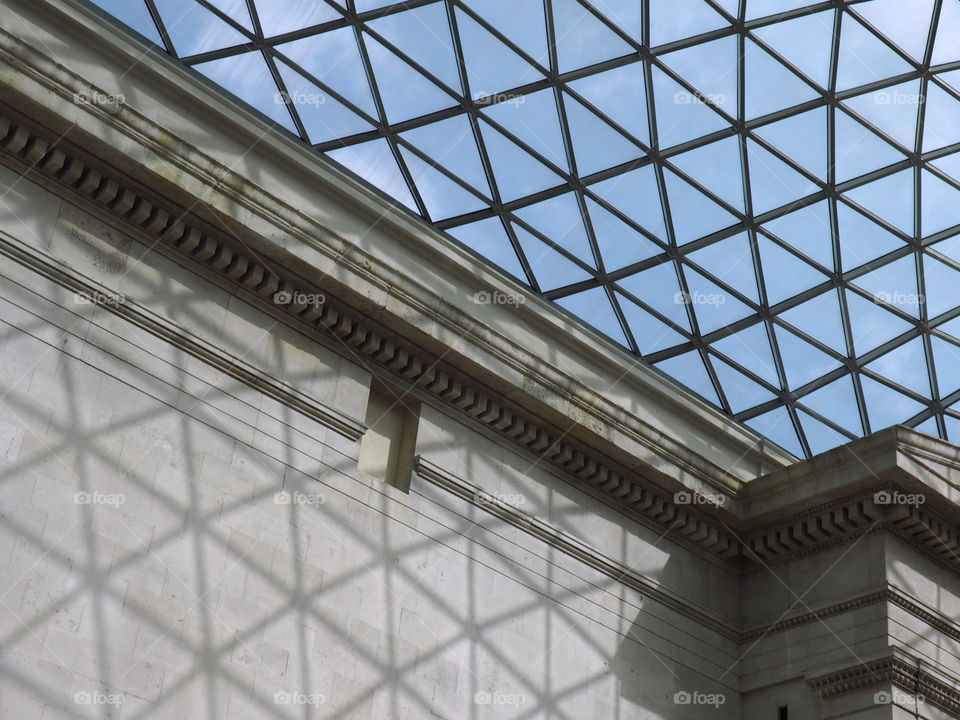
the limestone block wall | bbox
[0,168,744,717]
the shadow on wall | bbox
[0,197,736,719]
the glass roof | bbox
[90,0,960,458]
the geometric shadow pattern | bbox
[89,0,960,458]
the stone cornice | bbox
[809,651,960,718]
[5,1,960,577]
[0,0,792,498]
[0,95,744,561]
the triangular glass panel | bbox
[254,0,339,37]
[400,147,488,220]
[842,168,915,234]
[836,14,914,92]
[744,406,804,457]
[513,224,593,291]
[864,336,931,396]
[681,266,755,333]
[552,0,635,73]
[833,109,907,183]
[155,0,248,57]
[326,138,418,211]
[651,66,730,148]
[929,232,960,264]
[936,314,960,342]
[687,232,759,303]
[447,216,527,282]
[854,0,935,62]
[568,62,649,146]
[275,60,375,143]
[757,235,827,305]
[748,0,823,20]
[585,0,643,39]
[744,38,819,120]
[363,34,456,123]
[482,88,568,171]
[617,261,691,330]
[659,35,739,117]
[355,0,398,10]
[779,289,847,353]
[401,115,490,195]
[751,10,834,88]
[564,93,644,175]
[932,150,960,183]
[586,198,661,272]
[461,0,548,63]
[669,135,744,211]
[913,415,941,438]
[207,0,252,31]
[617,292,687,354]
[555,287,629,346]
[925,82,960,152]
[932,336,960,396]
[836,201,905,271]
[845,289,913,355]
[367,3,461,91]
[947,413,960,442]
[654,350,721,406]
[649,0,728,46]
[761,201,833,270]
[277,28,378,117]
[852,254,921,316]
[939,68,960,94]
[712,322,780,385]
[664,169,739,244]
[798,410,855,455]
[711,355,778,413]
[753,107,828,180]
[589,165,667,241]
[800,374,863,435]
[478,119,565,202]
[842,80,921,151]
[773,324,843,389]
[924,254,960,318]
[194,51,297,133]
[92,0,164,45]
[922,170,960,237]
[747,139,819,214]
[712,0,740,15]
[859,374,926,431]
[514,193,595,264]
[456,8,544,98]
[933,0,960,65]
